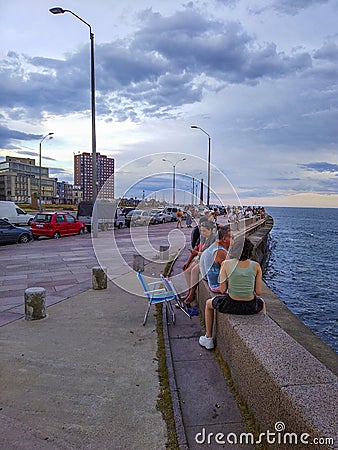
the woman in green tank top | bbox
[199,238,266,350]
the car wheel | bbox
[79,228,85,235]
[118,223,122,229]
[162,219,165,224]
[53,231,61,239]
[18,233,30,244]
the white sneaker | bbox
[199,335,214,350]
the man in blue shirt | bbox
[200,225,233,293]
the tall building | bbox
[74,152,114,200]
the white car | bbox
[0,201,35,226]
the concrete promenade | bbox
[0,220,253,449]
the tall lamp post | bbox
[50,7,98,236]
[162,158,186,205]
[39,133,54,212]
[191,126,211,208]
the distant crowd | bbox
[181,204,266,224]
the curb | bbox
[162,249,189,449]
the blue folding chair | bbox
[137,270,177,325]
[160,274,192,319]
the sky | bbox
[0,0,338,207]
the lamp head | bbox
[49,7,65,14]
[191,125,198,129]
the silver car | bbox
[129,210,152,227]
[150,209,173,224]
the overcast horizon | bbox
[0,0,337,208]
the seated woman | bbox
[182,220,216,306]
[199,238,266,350]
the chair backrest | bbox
[137,270,151,299]
[160,274,178,298]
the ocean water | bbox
[264,207,338,353]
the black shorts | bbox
[212,294,264,315]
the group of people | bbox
[180,212,266,350]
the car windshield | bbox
[34,214,52,223]
[150,209,162,215]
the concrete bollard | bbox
[159,245,169,261]
[133,254,145,272]
[92,266,107,290]
[24,287,47,321]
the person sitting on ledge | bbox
[199,238,266,350]
[182,220,216,307]
[199,225,233,293]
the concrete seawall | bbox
[197,216,338,450]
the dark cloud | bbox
[15,150,56,161]
[0,6,317,124]
[298,162,338,173]
[272,0,329,16]
[314,42,338,61]
[0,124,42,148]
[251,0,329,16]
[49,167,68,173]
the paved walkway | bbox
[0,219,255,449]
[165,245,253,450]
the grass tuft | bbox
[155,304,180,450]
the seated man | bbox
[199,238,266,350]
[199,225,233,293]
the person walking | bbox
[185,211,192,228]
[176,209,183,228]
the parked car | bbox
[77,200,93,232]
[125,210,151,227]
[0,201,35,226]
[0,218,32,245]
[114,209,125,229]
[166,207,179,221]
[149,209,172,224]
[125,210,136,228]
[30,213,86,239]
[77,200,125,231]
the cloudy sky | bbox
[0,0,337,207]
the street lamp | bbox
[191,126,211,208]
[162,158,186,205]
[50,7,98,236]
[39,133,54,212]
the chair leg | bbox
[143,303,152,326]
[166,301,176,325]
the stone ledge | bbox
[197,280,338,450]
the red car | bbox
[30,212,86,239]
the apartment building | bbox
[74,152,115,200]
